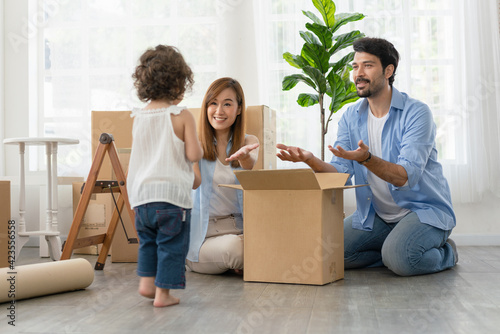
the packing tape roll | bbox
[0,258,94,303]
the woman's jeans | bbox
[344,212,456,276]
[134,202,190,289]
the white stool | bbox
[3,137,79,261]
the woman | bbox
[186,77,259,274]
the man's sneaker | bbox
[447,238,458,265]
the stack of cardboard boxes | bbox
[72,105,354,285]
[73,106,277,262]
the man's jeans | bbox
[344,212,456,276]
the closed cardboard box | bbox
[110,150,138,263]
[0,181,11,268]
[72,180,138,261]
[91,111,133,180]
[246,105,276,170]
[110,211,138,263]
[223,169,354,285]
[72,182,112,255]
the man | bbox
[277,37,457,276]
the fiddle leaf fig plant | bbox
[282,0,365,160]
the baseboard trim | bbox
[450,234,500,246]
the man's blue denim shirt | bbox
[329,88,456,231]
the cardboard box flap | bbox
[219,184,243,190]
[314,172,350,189]
[233,169,349,190]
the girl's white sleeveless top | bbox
[127,105,194,209]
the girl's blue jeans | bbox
[134,202,190,289]
[344,212,456,276]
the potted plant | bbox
[282,0,365,160]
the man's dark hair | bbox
[353,37,400,86]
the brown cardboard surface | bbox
[92,107,276,173]
[234,168,349,190]
[90,105,277,262]
[72,182,112,255]
[246,105,276,170]
[111,148,131,180]
[0,181,11,268]
[110,211,138,262]
[72,180,138,261]
[109,149,138,262]
[225,169,349,285]
[91,111,133,179]
[191,105,276,170]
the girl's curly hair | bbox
[132,45,194,102]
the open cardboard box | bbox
[221,169,359,285]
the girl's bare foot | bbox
[153,287,180,307]
[138,277,156,299]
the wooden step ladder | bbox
[60,133,137,270]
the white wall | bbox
[3,0,53,247]
[3,0,31,173]
[2,1,500,247]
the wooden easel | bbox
[60,133,137,270]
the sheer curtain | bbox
[443,0,500,203]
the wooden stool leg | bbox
[61,140,109,260]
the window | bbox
[34,0,500,203]
[36,0,223,175]
[255,0,461,166]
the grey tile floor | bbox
[2,245,500,334]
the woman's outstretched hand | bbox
[226,143,260,162]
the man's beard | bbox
[356,78,372,97]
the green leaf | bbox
[326,71,347,113]
[302,10,323,25]
[297,93,320,107]
[302,66,327,93]
[312,0,336,28]
[305,23,333,49]
[331,13,365,33]
[340,65,351,85]
[301,43,330,73]
[330,31,364,56]
[330,52,355,73]
[283,52,309,69]
[300,31,321,46]
[346,81,357,94]
[282,74,317,91]
[334,92,359,113]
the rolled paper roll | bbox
[0,258,94,303]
